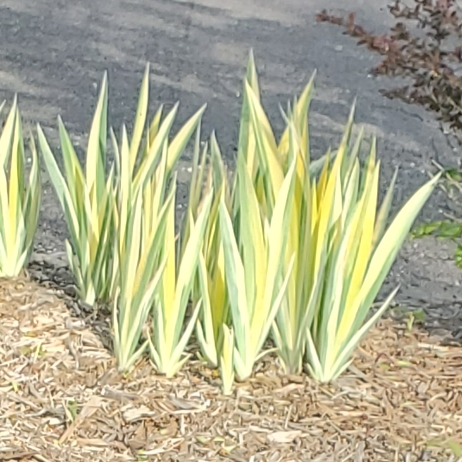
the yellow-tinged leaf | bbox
[246,124,257,180]
[0,97,17,167]
[316,150,331,201]
[167,105,206,173]
[245,49,260,97]
[329,286,399,382]
[196,253,218,367]
[152,189,213,375]
[130,63,150,171]
[149,105,164,149]
[219,198,250,351]
[261,157,296,315]
[341,160,360,229]
[220,324,234,395]
[238,51,260,179]
[342,163,380,314]
[162,184,177,313]
[334,174,440,352]
[86,72,108,208]
[312,184,335,276]
[211,245,227,330]
[7,109,21,255]
[244,80,284,197]
[0,100,41,277]
[134,104,179,191]
[0,165,10,253]
[118,126,132,253]
[278,73,315,160]
[237,156,266,313]
[25,134,41,253]
[372,168,398,248]
[125,190,143,302]
[311,182,318,230]
[58,119,85,219]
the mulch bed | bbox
[0,277,461,461]
[4,3,462,460]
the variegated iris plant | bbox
[34,54,439,388]
[38,64,208,373]
[303,136,438,382]
[107,65,208,373]
[181,131,236,391]
[38,74,114,306]
[186,133,297,392]
[236,53,439,382]
[0,98,41,277]
[185,52,439,392]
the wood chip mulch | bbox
[0,277,461,461]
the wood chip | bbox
[0,277,461,461]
